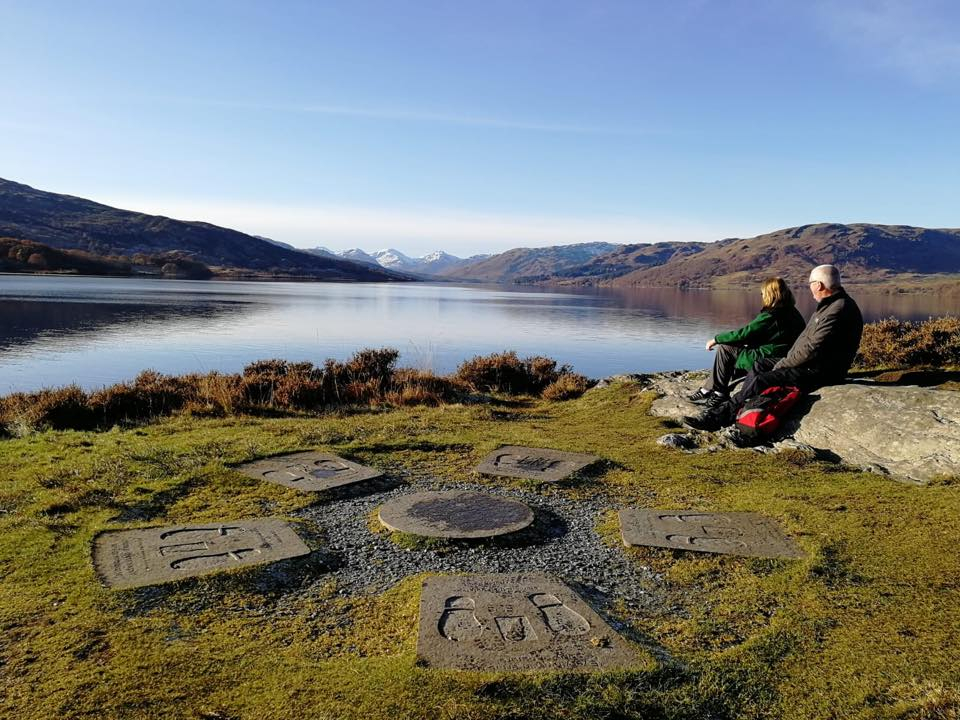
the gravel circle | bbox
[293,472,665,614]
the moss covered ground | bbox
[1,382,958,719]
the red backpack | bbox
[735,386,803,441]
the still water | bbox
[0,274,954,393]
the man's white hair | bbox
[809,264,841,290]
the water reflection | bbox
[0,275,954,393]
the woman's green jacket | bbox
[714,306,806,371]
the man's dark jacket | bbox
[773,288,863,387]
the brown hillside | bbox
[438,242,620,283]
[608,223,960,288]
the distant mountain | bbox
[553,242,706,281]
[316,247,481,276]
[371,248,418,271]
[606,223,960,288]
[0,178,408,281]
[438,242,621,283]
[337,248,380,266]
[433,224,960,288]
[420,250,478,274]
[301,246,336,258]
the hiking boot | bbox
[703,391,729,408]
[687,388,713,404]
[682,406,729,432]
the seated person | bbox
[684,264,863,431]
[689,277,806,406]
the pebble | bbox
[292,476,664,614]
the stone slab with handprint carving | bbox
[416,573,640,671]
[93,519,311,589]
[619,509,803,559]
[476,445,599,482]
[237,451,382,491]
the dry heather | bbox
[0,349,591,436]
[855,316,960,370]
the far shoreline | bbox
[3,268,959,295]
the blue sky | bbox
[1,0,958,256]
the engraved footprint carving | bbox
[530,593,589,636]
[263,465,308,483]
[169,547,259,570]
[309,460,352,479]
[438,596,482,642]
[159,525,245,540]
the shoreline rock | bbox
[600,371,960,485]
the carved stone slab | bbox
[236,451,382,491]
[417,574,641,671]
[476,445,600,482]
[378,491,534,539]
[619,509,803,559]
[92,519,311,589]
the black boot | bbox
[682,402,733,432]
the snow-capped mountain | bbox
[419,250,471,274]
[337,248,380,266]
[300,246,336,258]
[370,248,419,271]
[311,248,478,275]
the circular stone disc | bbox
[378,491,534,539]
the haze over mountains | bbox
[2,178,958,290]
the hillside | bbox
[552,241,705,282]
[0,178,407,281]
[0,237,214,279]
[439,241,620,282]
[439,224,960,289]
[607,223,960,288]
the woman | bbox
[688,277,806,406]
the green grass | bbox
[1,383,958,719]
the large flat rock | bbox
[416,573,641,671]
[783,384,960,484]
[633,372,960,484]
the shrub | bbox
[344,348,400,388]
[1,386,95,432]
[456,351,568,395]
[89,370,197,427]
[542,373,592,401]
[855,316,960,370]
[386,369,470,406]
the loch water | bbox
[0,274,954,393]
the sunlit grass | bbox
[1,381,958,719]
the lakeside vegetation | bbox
[0,349,591,438]
[1,318,956,439]
[0,369,958,718]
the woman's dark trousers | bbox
[703,344,746,396]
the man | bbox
[683,264,863,432]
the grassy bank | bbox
[1,376,958,719]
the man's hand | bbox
[706,338,717,351]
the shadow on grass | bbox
[112,478,202,522]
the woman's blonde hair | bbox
[761,277,795,310]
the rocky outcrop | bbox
[613,371,960,485]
